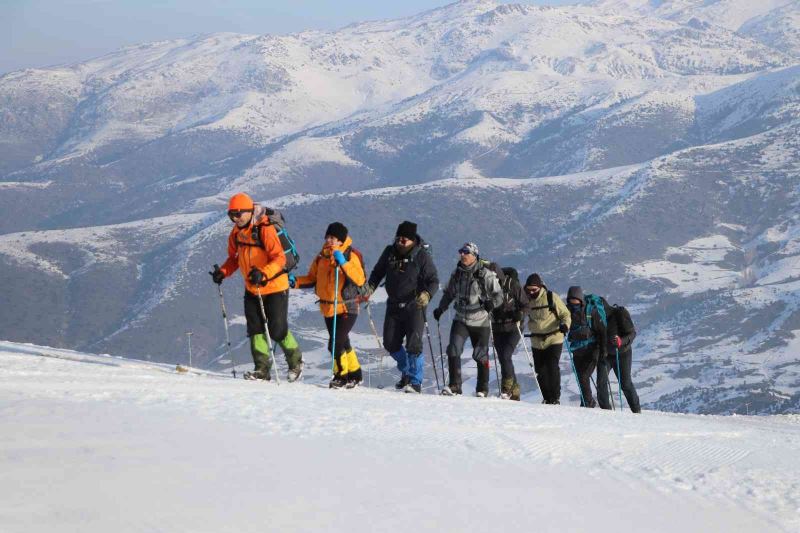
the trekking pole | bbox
[256,286,279,385]
[216,283,237,378]
[488,312,501,397]
[565,342,585,406]
[365,302,385,389]
[616,347,623,412]
[436,319,447,384]
[424,320,440,391]
[330,266,340,377]
[515,322,537,388]
[609,377,616,411]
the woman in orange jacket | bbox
[209,192,303,382]
[293,222,366,389]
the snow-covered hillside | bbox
[1,342,798,532]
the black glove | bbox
[433,308,444,322]
[483,300,494,313]
[248,267,266,287]
[209,264,224,285]
[559,322,569,334]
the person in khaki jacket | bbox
[523,273,571,404]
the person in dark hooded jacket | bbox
[366,221,439,394]
[488,265,528,400]
[565,286,607,408]
[596,304,641,413]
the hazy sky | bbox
[2,0,579,74]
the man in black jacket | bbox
[597,304,641,413]
[367,221,439,393]
[565,286,607,408]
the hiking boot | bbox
[329,376,346,389]
[476,391,487,398]
[287,363,303,383]
[441,385,462,396]
[244,369,271,381]
[500,392,511,400]
[403,383,421,394]
[395,375,411,390]
[345,376,362,389]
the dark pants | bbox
[571,346,598,408]
[532,343,562,403]
[446,320,490,393]
[597,349,641,413]
[383,303,425,355]
[493,329,520,383]
[244,290,289,341]
[324,313,358,379]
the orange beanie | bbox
[228,192,254,211]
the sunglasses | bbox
[458,249,472,255]
[228,209,252,221]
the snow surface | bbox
[1,341,798,532]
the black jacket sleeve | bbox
[367,245,391,290]
[617,307,636,350]
[512,278,528,321]
[418,250,439,298]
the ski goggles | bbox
[227,209,252,221]
[458,248,474,256]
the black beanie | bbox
[525,273,543,287]
[395,220,417,240]
[325,222,348,242]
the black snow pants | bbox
[570,345,598,408]
[383,302,425,355]
[446,320,490,394]
[532,342,562,404]
[596,349,641,413]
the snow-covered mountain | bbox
[1,0,799,414]
[1,342,799,533]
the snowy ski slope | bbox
[1,341,798,532]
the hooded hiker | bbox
[293,222,366,389]
[565,286,608,408]
[366,221,439,394]
[523,273,570,405]
[432,242,503,397]
[596,303,641,413]
[209,193,303,381]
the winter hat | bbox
[395,220,417,241]
[459,242,479,257]
[567,286,584,303]
[525,273,543,288]
[325,222,348,242]
[228,192,254,211]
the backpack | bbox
[250,207,300,272]
[334,245,369,311]
[568,293,609,351]
[584,294,609,330]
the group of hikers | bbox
[209,192,641,413]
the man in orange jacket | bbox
[209,192,303,381]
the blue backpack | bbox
[568,294,608,351]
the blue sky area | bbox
[2,0,579,74]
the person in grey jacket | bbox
[432,242,504,397]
